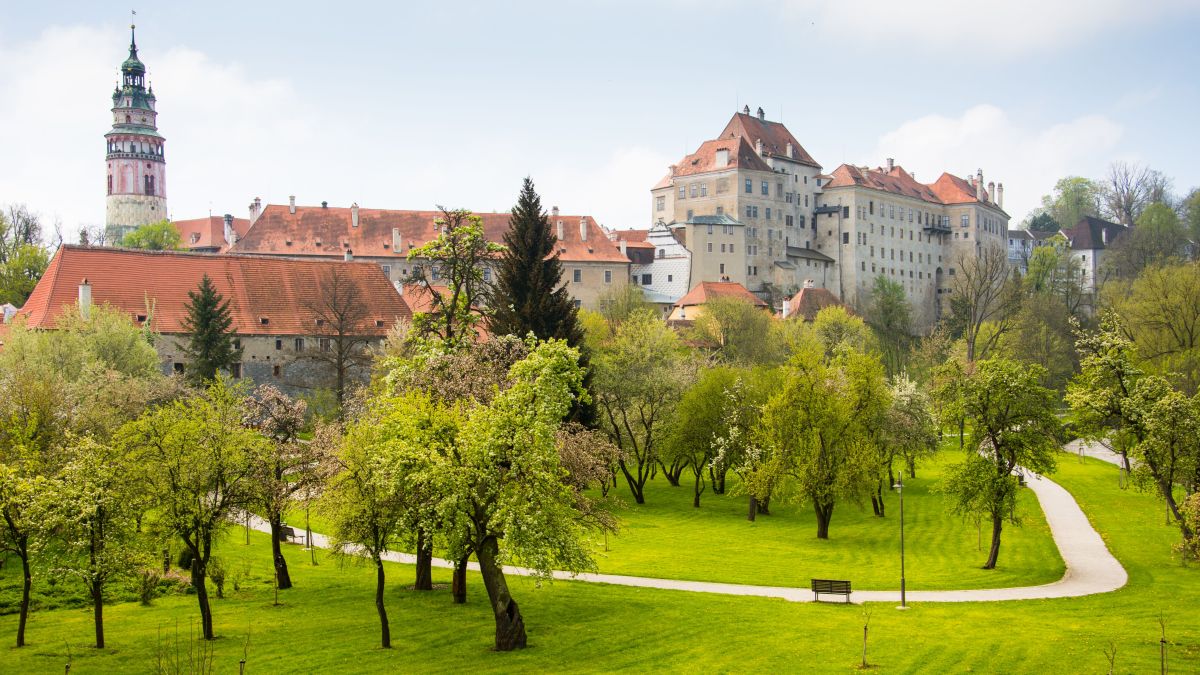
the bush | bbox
[1177,493,1200,563]
[137,569,162,606]
[209,558,227,599]
[300,388,340,431]
[177,548,194,571]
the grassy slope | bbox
[2,454,1197,673]
[591,449,1063,589]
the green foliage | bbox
[1026,210,1060,233]
[1040,176,1101,230]
[1178,493,1200,562]
[863,275,912,376]
[811,305,875,356]
[120,220,183,251]
[687,295,777,365]
[1104,202,1189,279]
[1103,262,1200,393]
[180,274,240,385]
[0,243,49,307]
[595,283,653,334]
[1183,187,1200,243]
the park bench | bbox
[811,578,852,603]
[279,525,304,544]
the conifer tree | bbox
[490,178,584,346]
[181,274,240,385]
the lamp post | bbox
[893,473,908,609]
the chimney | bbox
[755,138,763,156]
[987,182,995,204]
[78,278,92,319]
[249,197,262,224]
[392,227,402,252]
[579,217,588,242]
[742,104,750,114]
[556,220,564,241]
[1102,228,1108,245]
[344,249,353,262]
[804,278,815,289]
[886,158,894,172]
[289,195,296,214]
[223,213,236,245]
[756,106,765,120]
[782,296,791,318]
[997,183,1004,209]
[786,142,793,158]
[351,202,359,228]
[976,169,984,201]
[619,239,627,256]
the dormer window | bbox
[136,314,147,323]
[375,320,385,328]
[260,317,270,325]
[315,318,325,327]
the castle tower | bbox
[105,23,167,242]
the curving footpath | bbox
[247,451,1127,604]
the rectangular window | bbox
[275,339,282,350]
[804,195,809,207]
[230,363,242,379]
[719,263,725,274]
[707,224,714,235]
[720,243,726,253]
[641,274,652,285]
[573,269,582,283]
[961,214,970,227]
[656,196,665,211]
[667,274,674,282]
[745,178,752,193]
[483,267,492,282]
[729,244,734,254]
[766,207,772,220]
[745,205,753,218]
[761,181,769,195]
[777,183,783,197]
[273,364,281,377]
[605,270,612,283]
[294,338,304,351]
[843,232,850,244]
[381,264,391,278]
[679,186,686,199]
[690,184,698,198]
[687,209,694,220]
[573,299,582,309]
[752,206,759,218]
[431,266,441,281]
[707,242,713,252]
[869,200,874,215]
[700,184,708,197]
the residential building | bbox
[1059,216,1127,293]
[17,246,411,395]
[650,107,830,296]
[230,202,630,310]
[618,221,693,311]
[667,281,767,323]
[105,25,167,241]
[780,282,846,322]
[814,162,1009,329]
[1006,228,1056,275]
[173,214,251,253]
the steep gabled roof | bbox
[674,281,767,308]
[19,246,411,336]
[783,286,845,322]
[1062,216,1127,251]
[823,163,1002,210]
[173,215,251,252]
[670,136,772,178]
[720,112,821,168]
[232,205,629,264]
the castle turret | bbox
[105,23,167,242]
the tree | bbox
[885,374,940,481]
[940,358,1061,569]
[0,466,41,647]
[950,244,1018,361]
[554,423,622,533]
[180,274,241,385]
[688,295,777,365]
[407,208,503,347]
[811,305,875,356]
[664,367,739,504]
[1040,176,1101,230]
[37,438,146,649]
[594,311,693,502]
[1103,203,1189,280]
[759,338,888,538]
[303,266,373,406]
[715,372,786,519]
[490,177,584,346]
[1182,188,1200,244]
[1025,210,1060,234]
[595,283,653,333]
[1100,162,1173,227]
[394,339,594,650]
[245,385,329,590]
[0,243,48,307]
[325,406,418,649]
[120,378,269,640]
[120,219,182,250]
[863,275,913,376]
[1104,262,1200,393]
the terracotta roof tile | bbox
[674,281,767,308]
[783,286,845,321]
[671,137,772,178]
[231,206,630,264]
[720,112,821,168]
[173,216,250,252]
[18,246,411,336]
[823,163,1001,209]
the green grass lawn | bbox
[588,448,1063,590]
[3,453,1197,673]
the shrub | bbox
[209,558,227,599]
[1177,493,1200,563]
[137,569,162,606]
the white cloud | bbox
[777,0,1198,57]
[535,145,675,229]
[872,104,1123,221]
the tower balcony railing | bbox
[106,150,164,162]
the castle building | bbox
[105,25,167,242]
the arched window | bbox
[107,175,113,195]
[125,114,131,123]
[144,174,155,196]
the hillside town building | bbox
[229,201,631,310]
[1058,216,1128,293]
[17,246,411,395]
[173,214,251,253]
[105,25,168,242]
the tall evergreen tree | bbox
[181,274,240,385]
[490,178,584,346]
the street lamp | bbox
[893,473,908,610]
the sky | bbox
[2,0,1199,242]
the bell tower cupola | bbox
[105,23,167,243]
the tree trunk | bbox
[269,515,292,590]
[191,558,214,640]
[414,528,433,591]
[984,515,1003,569]
[692,470,703,508]
[907,457,916,479]
[758,495,771,516]
[375,557,390,648]
[618,460,645,505]
[747,496,758,522]
[452,554,469,604]
[814,499,835,539]
[1159,479,1192,540]
[657,459,680,487]
[871,494,882,517]
[476,536,526,651]
[91,581,105,649]
[16,549,30,647]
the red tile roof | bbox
[674,281,767,308]
[823,163,1000,209]
[173,216,251,252]
[670,136,772,178]
[720,112,821,168]
[18,246,411,336]
[783,286,845,321]
[231,205,630,264]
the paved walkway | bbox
[250,458,1127,604]
[1064,438,1127,468]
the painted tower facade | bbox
[105,25,167,241]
